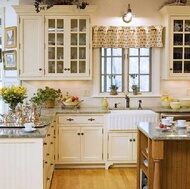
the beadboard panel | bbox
[0,138,43,189]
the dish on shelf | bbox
[143,158,148,167]
[145,147,148,154]
[175,125,187,129]
[21,128,37,133]
[156,127,171,131]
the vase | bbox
[110,89,118,95]
[133,89,138,95]
[45,100,55,108]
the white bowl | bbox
[178,98,190,108]
[62,101,80,109]
[161,101,170,108]
[170,101,181,109]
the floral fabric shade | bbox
[92,25,163,48]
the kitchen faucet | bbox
[138,100,143,109]
[125,95,130,108]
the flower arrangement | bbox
[0,85,27,110]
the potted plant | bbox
[30,86,62,108]
[110,84,118,95]
[131,84,139,95]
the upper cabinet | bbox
[13,5,97,80]
[160,6,190,80]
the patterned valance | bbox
[92,26,163,48]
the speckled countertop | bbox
[137,122,190,140]
[0,107,110,139]
[151,107,190,113]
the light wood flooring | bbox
[50,167,137,189]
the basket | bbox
[62,101,81,109]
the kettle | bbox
[102,98,108,109]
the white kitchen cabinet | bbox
[18,15,44,78]
[56,114,105,164]
[0,123,55,189]
[160,6,190,79]
[108,131,137,162]
[13,5,97,80]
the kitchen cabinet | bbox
[106,131,137,169]
[0,122,55,189]
[13,5,97,80]
[43,120,55,189]
[160,6,190,79]
[56,114,105,164]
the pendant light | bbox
[122,4,132,23]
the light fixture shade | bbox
[122,4,132,23]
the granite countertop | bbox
[151,107,190,113]
[137,122,190,140]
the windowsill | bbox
[92,93,161,98]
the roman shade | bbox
[92,25,163,48]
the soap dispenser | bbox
[102,98,108,109]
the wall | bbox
[2,0,190,109]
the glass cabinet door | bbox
[172,19,190,74]
[70,18,87,74]
[47,18,64,74]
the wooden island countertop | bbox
[137,122,190,189]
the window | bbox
[100,48,151,94]
[100,48,123,93]
[128,48,151,92]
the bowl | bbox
[178,98,190,108]
[62,101,81,109]
[161,100,170,108]
[170,101,181,109]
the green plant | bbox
[131,84,138,90]
[110,84,118,90]
[30,86,62,105]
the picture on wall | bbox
[2,50,17,70]
[4,26,17,48]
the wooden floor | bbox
[50,167,137,189]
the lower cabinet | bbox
[57,126,103,162]
[43,121,55,189]
[56,114,105,164]
[107,131,137,163]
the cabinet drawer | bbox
[57,115,104,125]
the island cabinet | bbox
[56,114,106,166]
[13,5,97,80]
[137,122,190,189]
[160,6,190,80]
[0,122,55,189]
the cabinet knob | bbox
[133,138,136,142]
[39,68,42,71]
[77,133,80,135]
[170,68,173,71]
[129,139,132,142]
[47,134,51,137]
[81,133,84,135]
[88,118,95,121]
[43,142,47,145]
[67,118,74,121]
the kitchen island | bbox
[137,122,190,189]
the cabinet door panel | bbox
[80,127,103,162]
[19,16,44,77]
[58,127,80,162]
[108,132,133,161]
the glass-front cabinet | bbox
[45,16,90,78]
[160,6,190,79]
[171,18,190,75]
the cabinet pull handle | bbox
[129,139,132,142]
[133,138,136,142]
[67,118,74,121]
[39,68,42,71]
[64,68,71,71]
[77,133,80,135]
[81,133,84,135]
[88,118,95,121]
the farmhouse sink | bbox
[108,109,159,130]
